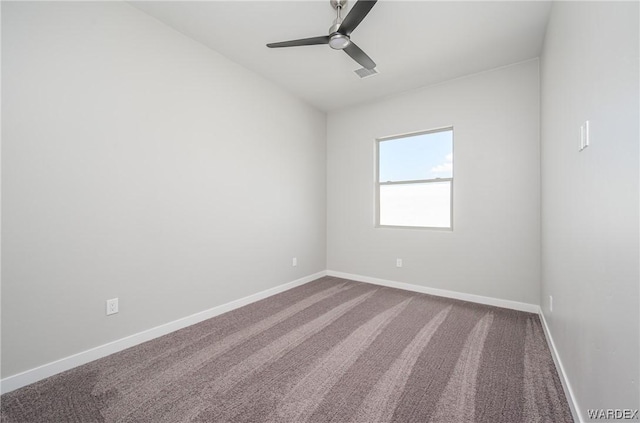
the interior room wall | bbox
[540,1,639,417]
[1,1,326,378]
[326,60,541,305]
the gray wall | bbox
[1,2,326,378]
[327,60,541,305]
[540,1,639,417]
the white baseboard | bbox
[538,308,583,423]
[0,271,327,395]
[326,270,540,313]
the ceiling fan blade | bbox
[344,42,376,69]
[338,0,377,36]
[267,35,330,48]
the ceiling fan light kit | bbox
[267,0,377,70]
[329,34,350,50]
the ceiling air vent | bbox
[354,67,378,79]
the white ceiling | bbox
[130,1,552,111]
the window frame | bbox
[374,126,454,231]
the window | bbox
[376,128,453,229]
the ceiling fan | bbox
[266,0,378,70]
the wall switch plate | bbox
[292,257,297,267]
[549,295,553,313]
[106,298,119,315]
[579,120,590,151]
[396,258,403,268]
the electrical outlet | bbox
[106,298,119,315]
[396,258,403,268]
[549,295,553,313]
[292,257,297,267]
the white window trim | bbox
[374,127,454,231]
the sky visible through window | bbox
[379,130,453,182]
[378,129,453,228]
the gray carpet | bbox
[1,277,573,422]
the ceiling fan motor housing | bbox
[329,20,342,35]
